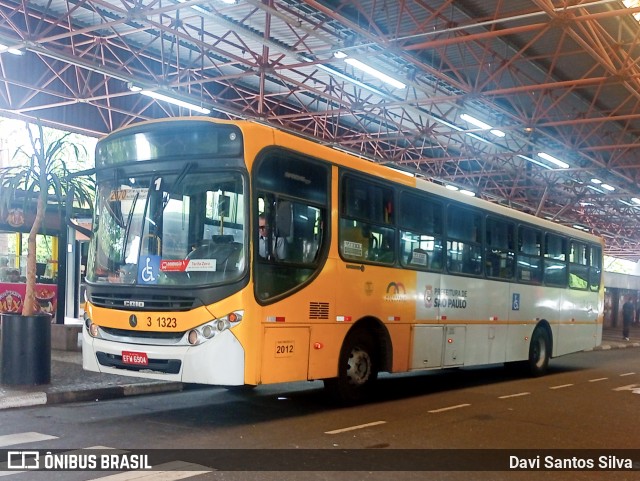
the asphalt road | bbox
[1,348,640,481]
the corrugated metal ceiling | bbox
[0,0,639,258]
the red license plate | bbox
[122,351,148,366]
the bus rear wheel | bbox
[325,330,378,404]
[527,327,551,377]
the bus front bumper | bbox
[82,328,245,385]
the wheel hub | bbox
[346,348,371,386]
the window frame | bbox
[544,232,568,287]
[398,190,444,272]
[484,215,515,280]
[445,203,483,277]
[338,171,396,265]
[253,148,331,303]
[516,224,543,285]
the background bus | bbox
[82,117,604,403]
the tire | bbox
[527,327,551,377]
[324,330,378,404]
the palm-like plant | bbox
[0,121,94,317]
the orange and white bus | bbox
[82,117,603,402]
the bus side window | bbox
[274,200,292,261]
[588,245,602,291]
[398,192,443,271]
[254,152,329,301]
[569,241,588,289]
[340,174,395,265]
[544,233,567,286]
[340,220,371,261]
[446,205,482,276]
[286,202,322,264]
[485,217,514,279]
[407,247,428,267]
[517,226,542,284]
[370,229,394,263]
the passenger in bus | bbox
[258,214,287,260]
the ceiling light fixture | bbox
[517,154,553,170]
[588,180,615,192]
[129,84,211,114]
[460,113,505,137]
[0,43,23,55]
[344,58,406,89]
[467,133,490,144]
[300,55,389,98]
[176,0,209,14]
[537,152,569,169]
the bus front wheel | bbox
[325,330,378,404]
[527,327,551,377]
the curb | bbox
[592,341,640,351]
[46,381,184,405]
[0,382,183,410]
[0,392,47,410]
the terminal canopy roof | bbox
[1,0,640,259]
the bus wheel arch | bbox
[528,321,552,377]
[324,317,391,403]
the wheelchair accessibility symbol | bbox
[138,255,160,284]
[512,293,520,311]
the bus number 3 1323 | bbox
[146,317,178,328]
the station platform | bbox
[0,326,637,410]
[0,318,183,410]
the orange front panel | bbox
[260,327,310,384]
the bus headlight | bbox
[89,322,100,338]
[188,330,199,345]
[186,310,243,346]
[84,313,100,338]
[202,325,215,339]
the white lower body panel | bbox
[82,328,245,385]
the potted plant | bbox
[0,120,94,384]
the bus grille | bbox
[89,292,198,312]
[309,301,329,320]
[101,327,185,341]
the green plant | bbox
[0,121,94,316]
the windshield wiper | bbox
[121,191,140,261]
[155,162,196,220]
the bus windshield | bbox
[86,168,246,287]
